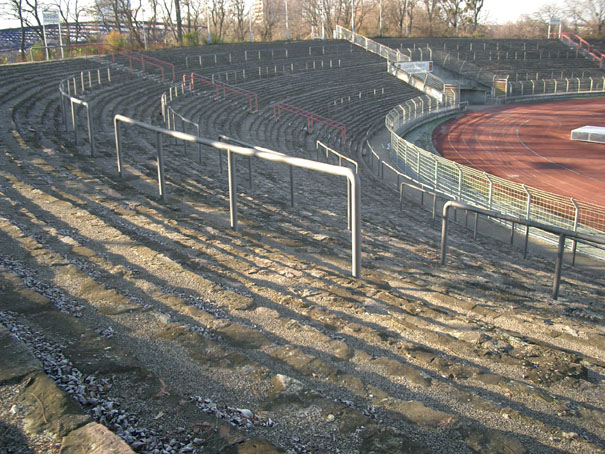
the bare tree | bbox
[23,0,44,41]
[230,0,246,41]
[54,0,84,44]
[566,0,605,36]
[174,0,183,43]
[441,0,465,35]
[210,0,227,40]
[466,0,483,33]
[407,0,416,34]
[422,0,439,36]
[7,0,27,57]
[388,0,409,36]
[256,0,281,41]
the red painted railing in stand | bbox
[273,103,346,143]
[127,50,176,82]
[101,46,174,82]
[112,50,166,82]
[187,73,259,112]
[561,32,604,67]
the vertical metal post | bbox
[347,180,351,231]
[510,222,515,246]
[570,198,579,266]
[485,173,493,209]
[227,150,238,230]
[440,205,450,265]
[71,99,78,144]
[248,156,253,190]
[198,123,203,164]
[115,119,123,177]
[523,185,531,258]
[62,93,68,131]
[553,235,566,300]
[86,104,95,156]
[156,132,166,200]
[351,172,361,278]
[289,166,294,206]
[473,212,478,239]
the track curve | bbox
[433,98,605,206]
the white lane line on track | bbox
[515,119,605,184]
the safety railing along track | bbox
[378,94,605,262]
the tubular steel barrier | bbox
[382,95,605,260]
[186,73,259,112]
[113,114,361,278]
[316,140,359,231]
[561,32,604,68]
[58,67,113,155]
[273,103,346,143]
[336,25,452,104]
[440,200,605,300]
[103,47,175,83]
[218,135,292,202]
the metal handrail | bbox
[113,114,362,278]
[315,141,358,172]
[57,67,112,155]
[274,103,346,143]
[440,200,605,299]
[111,50,166,82]
[187,73,259,112]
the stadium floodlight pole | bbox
[285,0,290,40]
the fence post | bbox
[570,198,579,266]
[522,185,531,258]
[553,235,566,300]
[484,173,493,209]
[86,103,95,157]
[455,163,462,200]
[70,99,78,145]
[228,150,238,231]
[440,204,451,265]
[156,132,166,201]
[115,119,123,177]
[290,166,295,207]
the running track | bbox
[432,98,605,206]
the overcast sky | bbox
[0,0,560,31]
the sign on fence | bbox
[397,61,433,74]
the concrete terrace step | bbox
[0,48,604,454]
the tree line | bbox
[3,0,604,56]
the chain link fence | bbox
[386,97,605,258]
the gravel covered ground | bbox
[1,46,604,454]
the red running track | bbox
[432,98,605,206]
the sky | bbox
[482,0,560,24]
[0,0,559,31]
